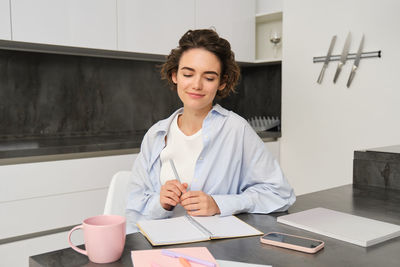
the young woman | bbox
[126,29,295,233]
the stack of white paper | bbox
[277,207,400,247]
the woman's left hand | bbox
[180,191,221,216]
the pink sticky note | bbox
[131,247,218,267]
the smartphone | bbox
[260,232,324,253]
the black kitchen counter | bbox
[0,131,280,162]
[29,184,400,267]
[0,133,144,161]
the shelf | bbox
[254,58,281,64]
[256,11,282,61]
[256,11,282,23]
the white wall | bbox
[256,0,283,14]
[281,0,400,195]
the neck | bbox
[178,105,212,135]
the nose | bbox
[192,75,202,90]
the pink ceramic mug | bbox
[68,215,126,264]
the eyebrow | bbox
[180,67,219,76]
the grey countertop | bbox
[366,144,400,154]
[29,184,400,267]
[354,144,400,163]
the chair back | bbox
[104,170,132,216]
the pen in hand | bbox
[169,159,181,183]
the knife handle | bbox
[317,65,326,84]
[346,65,357,88]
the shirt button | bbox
[199,156,203,160]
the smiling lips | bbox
[187,92,204,99]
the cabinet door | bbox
[11,0,117,50]
[0,0,11,40]
[195,0,255,62]
[118,0,195,55]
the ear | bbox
[172,71,177,84]
[218,75,227,91]
[218,83,226,91]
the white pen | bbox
[169,159,181,183]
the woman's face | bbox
[172,48,226,114]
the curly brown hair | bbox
[160,29,240,98]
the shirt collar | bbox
[210,103,229,117]
[154,107,184,135]
[153,104,228,135]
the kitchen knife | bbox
[346,35,364,88]
[317,35,336,84]
[333,32,351,83]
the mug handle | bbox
[68,225,87,256]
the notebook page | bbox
[137,216,208,245]
[192,215,263,238]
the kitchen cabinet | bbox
[195,0,256,62]
[10,0,117,50]
[0,153,135,240]
[1,230,83,267]
[0,0,11,40]
[117,0,195,55]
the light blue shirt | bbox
[126,104,295,233]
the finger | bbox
[161,196,178,207]
[163,190,181,204]
[180,191,198,201]
[160,186,178,201]
[187,209,206,216]
[182,203,200,211]
[180,194,200,206]
[175,182,187,194]
[164,183,184,197]
[166,180,187,195]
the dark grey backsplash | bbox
[0,49,280,140]
[217,64,281,120]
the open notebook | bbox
[277,207,400,247]
[137,215,263,246]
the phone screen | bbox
[262,233,323,248]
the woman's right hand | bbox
[160,180,188,210]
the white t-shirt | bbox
[160,112,203,188]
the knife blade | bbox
[317,35,336,84]
[333,32,351,83]
[346,35,364,88]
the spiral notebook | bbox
[137,215,263,246]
